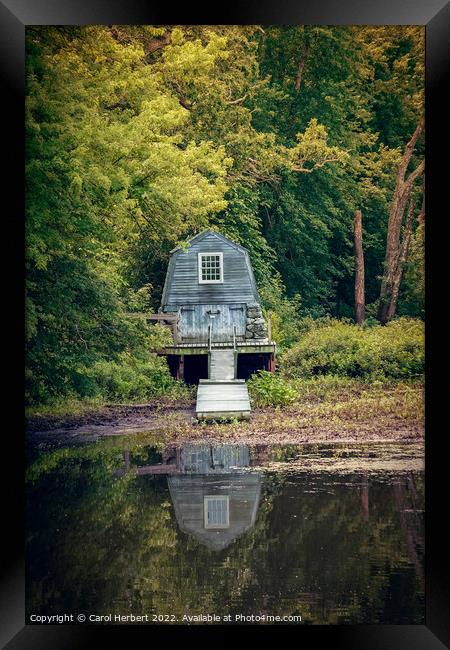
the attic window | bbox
[198,252,223,284]
[204,496,229,529]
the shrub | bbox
[281,317,424,381]
[248,370,298,407]
[86,353,190,402]
[259,275,303,349]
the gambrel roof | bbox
[161,229,260,309]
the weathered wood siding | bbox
[178,443,251,473]
[180,304,246,342]
[162,231,259,308]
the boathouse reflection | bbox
[118,443,262,551]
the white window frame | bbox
[198,252,223,284]
[204,495,229,529]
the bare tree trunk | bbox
[417,191,425,225]
[385,198,416,322]
[378,118,425,324]
[145,30,172,57]
[354,210,365,325]
[295,43,310,91]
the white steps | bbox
[196,379,251,420]
[209,349,235,380]
[195,348,251,420]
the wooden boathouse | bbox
[150,230,276,420]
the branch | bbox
[145,31,172,57]
[133,171,156,187]
[168,81,193,111]
[291,156,342,173]
[404,159,425,189]
[225,93,248,105]
[397,117,425,182]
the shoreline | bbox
[26,399,424,448]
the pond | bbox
[26,439,424,625]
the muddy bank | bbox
[26,400,424,448]
[26,401,195,434]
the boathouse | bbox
[150,230,276,419]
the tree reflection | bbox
[26,440,424,623]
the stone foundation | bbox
[245,303,267,339]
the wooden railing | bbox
[147,310,180,343]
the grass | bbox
[226,378,423,438]
[25,390,196,420]
[27,377,423,448]
[26,396,108,419]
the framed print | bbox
[2,0,449,647]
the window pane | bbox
[200,254,221,282]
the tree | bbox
[378,119,424,324]
[25,26,231,401]
[354,210,365,325]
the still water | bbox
[26,440,424,624]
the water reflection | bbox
[26,441,424,624]
[117,444,262,551]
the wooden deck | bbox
[158,340,276,355]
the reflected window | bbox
[190,452,200,467]
[204,496,229,529]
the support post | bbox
[172,311,180,344]
[178,355,184,380]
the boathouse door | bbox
[181,304,246,343]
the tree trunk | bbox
[354,210,365,325]
[417,191,425,225]
[145,31,172,57]
[385,198,416,322]
[295,43,310,91]
[378,118,425,324]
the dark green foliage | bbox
[86,355,191,401]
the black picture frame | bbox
[2,1,448,647]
